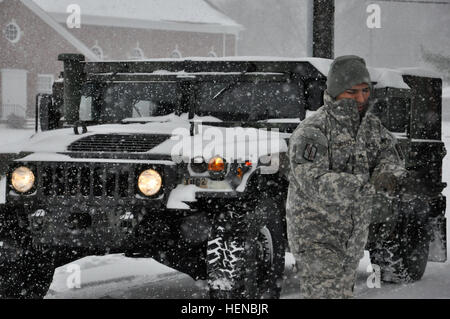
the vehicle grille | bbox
[38,163,137,198]
[67,134,171,153]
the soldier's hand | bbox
[371,172,398,195]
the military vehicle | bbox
[0,54,446,298]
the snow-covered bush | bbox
[6,114,26,129]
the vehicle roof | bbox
[77,55,440,90]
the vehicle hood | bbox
[13,120,288,162]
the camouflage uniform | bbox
[286,92,406,299]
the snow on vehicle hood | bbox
[19,121,188,154]
[17,120,287,163]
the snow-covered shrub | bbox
[6,114,26,129]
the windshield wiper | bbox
[133,105,143,117]
[212,71,247,100]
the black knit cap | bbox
[327,55,371,99]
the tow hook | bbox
[30,209,47,231]
[119,212,136,233]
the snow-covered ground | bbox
[0,121,449,299]
[0,125,37,153]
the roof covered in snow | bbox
[397,67,442,79]
[89,56,417,90]
[20,0,99,61]
[443,86,450,99]
[368,67,410,90]
[32,0,243,34]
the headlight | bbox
[138,169,162,196]
[11,166,35,193]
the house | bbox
[0,0,242,122]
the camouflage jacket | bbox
[286,93,406,262]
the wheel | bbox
[0,248,56,299]
[207,198,286,299]
[0,213,57,299]
[368,198,431,283]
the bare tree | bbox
[421,46,450,84]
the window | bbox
[130,45,145,60]
[196,81,302,122]
[37,74,54,94]
[79,96,93,121]
[91,45,104,60]
[170,45,182,59]
[4,21,21,43]
[208,48,218,57]
[79,82,180,123]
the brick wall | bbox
[0,0,237,118]
[68,25,233,60]
[0,0,76,117]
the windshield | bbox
[195,81,303,122]
[79,78,304,123]
[79,82,182,123]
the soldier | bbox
[286,55,407,298]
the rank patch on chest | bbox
[303,144,318,161]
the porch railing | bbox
[1,104,26,120]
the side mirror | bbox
[37,94,60,131]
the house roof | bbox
[20,0,99,61]
[32,0,243,35]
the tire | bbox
[207,198,286,299]
[368,198,431,283]
[0,249,56,299]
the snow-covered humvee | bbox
[0,54,446,298]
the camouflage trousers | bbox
[288,216,370,299]
[296,245,361,299]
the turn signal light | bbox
[208,157,225,172]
